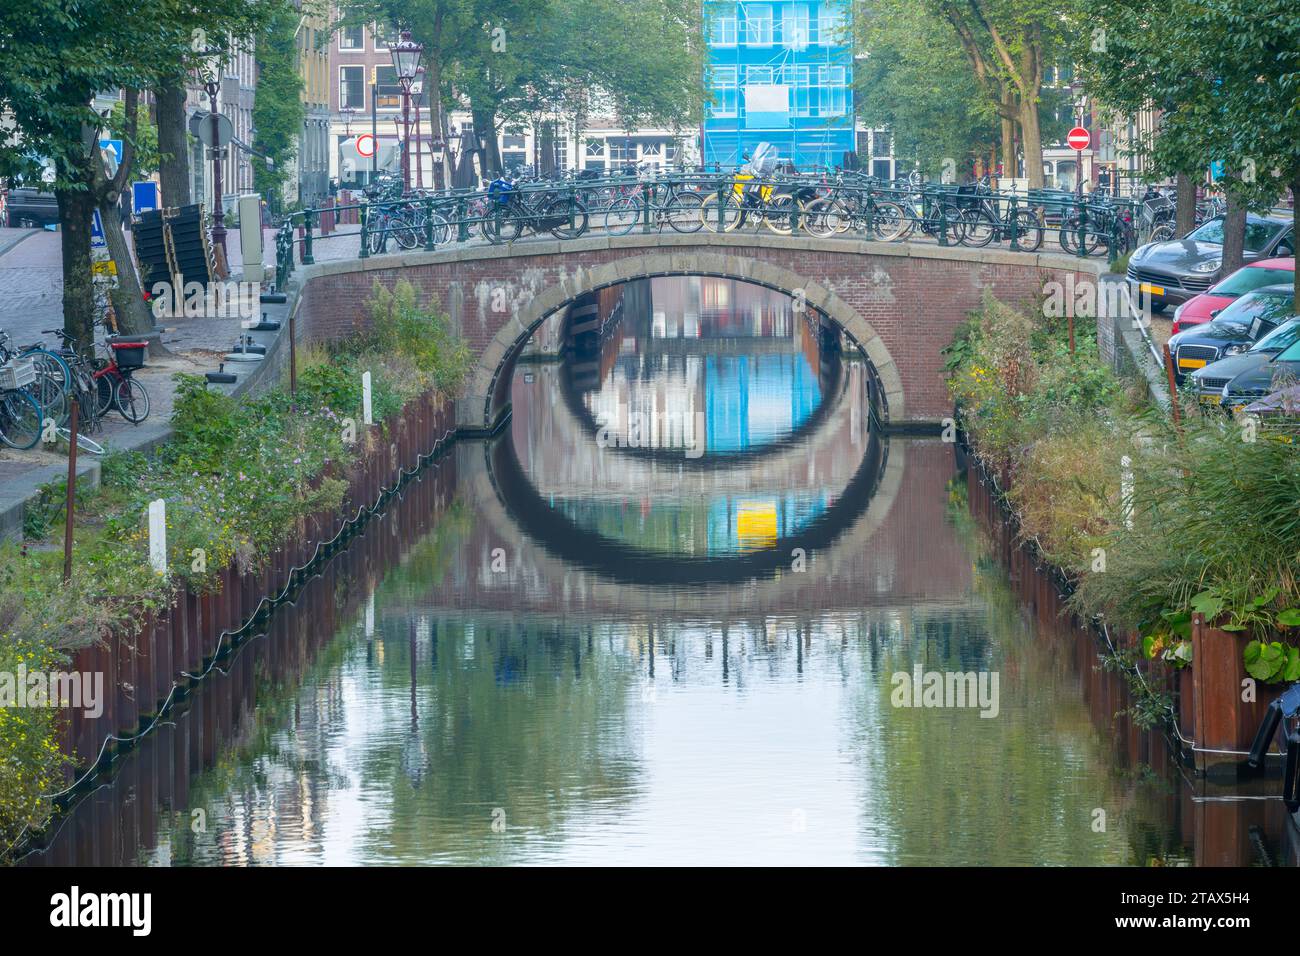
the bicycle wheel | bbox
[479,207,523,244]
[546,197,588,239]
[762,194,800,235]
[1003,210,1045,252]
[664,192,704,234]
[428,211,451,245]
[24,353,69,425]
[960,209,999,248]
[698,193,742,232]
[367,221,387,255]
[604,196,642,236]
[1149,223,1175,243]
[114,375,150,424]
[802,197,847,238]
[0,389,42,449]
[391,215,421,250]
[56,426,104,455]
[870,200,909,242]
[94,369,115,419]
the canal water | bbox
[23,276,1295,866]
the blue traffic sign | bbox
[132,181,159,214]
[91,209,106,248]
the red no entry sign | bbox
[356,133,376,158]
[1067,126,1091,151]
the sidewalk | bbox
[0,224,295,541]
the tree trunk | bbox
[55,188,98,360]
[98,192,154,336]
[539,121,555,175]
[157,74,191,207]
[1000,110,1015,179]
[1175,171,1196,238]
[471,105,501,178]
[1221,192,1248,277]
[1019,100,1044,189]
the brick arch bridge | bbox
[292,233,1097,431]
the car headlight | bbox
[1222,343,1246,356]
[1190,260,1221,273]
[1172,303,1185,323]
[1222,383,1231,397]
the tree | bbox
[0,0,285,350]
[929,0,1078,188]
[1080,0,1300,297]
[341,0,702,181]
[856,0,1000,178]
[253,6,306,213]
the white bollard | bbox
[362,370,373,425]
[148,498,167,574]
[1120,455,1134,530]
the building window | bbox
[503,129,526,150]
[553,141,568,170]
[709,65,739,118]
[745,5,773,46]
[871,159,892,180]
[817,2,846,45]
[339,25,364,50]
[871,129,891,158]
[782,5,810,49]
[340,66,364,111]
[710,11,738,46]
[609,139,633,165]
[373,22,394,49]
[375,66,401,109]
[641,142,663,158]
[502,151,527,173]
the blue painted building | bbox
[702,1,857,170]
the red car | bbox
[1171,257,1295,334]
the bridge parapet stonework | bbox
[291,233,1103,430]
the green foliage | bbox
[252,5,306,212]
[366,279,471,395]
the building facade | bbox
[296,4,333,206]
[328,13,437,188]
[702,0,857,170]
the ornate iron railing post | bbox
[423,196,436,251]
[359,201,371,259]
[1007,194,1021,252]
[301,207,315,265]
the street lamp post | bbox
[390,31,423,194]
[1071,81,1090,200]
[202,52,227,254]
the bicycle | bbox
[0,355,42,449]
[478,177,589,244]
[92,338,150,424]
[603,169,705,235]
[953,176,1045,251]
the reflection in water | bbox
[22,276,1299,867]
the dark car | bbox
[1222,336,1300,413]
[1126,214,1295,312]
[1167,284,1294,384]
[4,186,58,227]
[1191,317,1300,409]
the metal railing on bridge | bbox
[273,170,1154,291]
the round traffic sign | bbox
[1067,126,1091,151]
[356,133,376,158]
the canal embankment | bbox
[0,278,468,855]
[947,292,1300,777]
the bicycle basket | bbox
[109,340,148,369]
[0,357,36,390]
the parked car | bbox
[1167,284,1294,384]
[1221,336,1300,413]
[4,186,58,227]
[1191,317,1300,410]
[1170,256,1295,333]
[1126,214,1295,313]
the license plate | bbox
[1139,282,1165,297]
[1199,394,1222,405]
[1178,358,1207,369]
